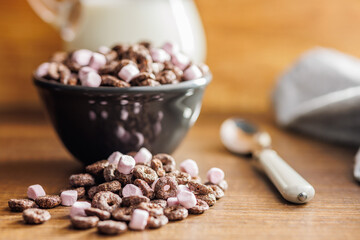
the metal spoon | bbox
[220,118,315,204]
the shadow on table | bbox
[0,159,83,187]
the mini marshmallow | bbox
[198,63,210,74]
[27,184,46,200]
[117,155,135,174]
[167,197,180,207]
[122,184,143,197]
[150,48,171,63]
[177,185,191,194]
[80,71,102,87]
[78,66,96,81]
[177,191,197,209]
[72,49,93,66]
[108,151,123,165]
[129,209,149,230]
[35,62,50,78]
[162,42,180,55]
[171,52,190,70]
[98,46,111,54]
[179,159,199,177]
[61,190,78,206]
[89,52,107,70]
[70,201,91,217]
[206,167,225,184]
[134,147,152,165]
[152,62,164,74]
[183,65,203,81]
[118,64,140,82]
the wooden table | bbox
[0,112,359,240]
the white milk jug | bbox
[28,0,206,62]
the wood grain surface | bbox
[0,112,359,240]
[2,0,360,113]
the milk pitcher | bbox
[28,0,206,62]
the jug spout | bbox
[27,0,80,41]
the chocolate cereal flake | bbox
[133,165,158,185]
[98,220,128,235]
[195,193,216,207]
[121,195,149,207]
[188,199,209,214]
[87,186,98,199]
[150,158,166,177]
[35,195,61,209]
[85,159,109,178]
[152,154,176,173]
[70,215,99,229]
[164,206,188,221]
[134,202,163,217]
[134,179,154,199]
[188,180,213,194]
[85,207,111,220]
[97,180,122,193]
[8,199,37,212]
[112,207,133,222]
[147,215,168,229]
[69,173,95,187]
[92,191,122,212]
[207,184,225,199]
[150,199,167,209]
[167,170,191,185]
[154,176,178,200]
[23,208,51,224]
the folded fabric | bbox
[273,47,360,146]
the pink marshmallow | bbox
[89,52,107,70]
[129,209,149,230]
[80,71,102,87]
[98,46,111,54]
[118,64,140,82]
[27,184,46,200]
[167,197,180,207]
[108,151,123,165]
[61,190,78,206]
[183,65,203,81]
[150,48,171,63]
[177,191,197,209]
[117,155,136,174]
[134,147,152,165]
[177,185,191,195]
[122,184,143,197]
[151,178,159,191]
[171,52,190,70]
[206,167,225,184]
[198,63,210,74]
[72,49,93,66]
[162,42,180,55]
[152,62,164,74]
[179,159,199,177]
[70,201,91,217]
[78,66,96,81]
[35,62,50,78]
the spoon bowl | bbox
[220,117,315,204]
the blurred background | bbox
[1,0,360,114]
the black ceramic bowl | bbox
[34,74,211,164]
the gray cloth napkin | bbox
[273,47,360,146]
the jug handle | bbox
[28,0,79,35]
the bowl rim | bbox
[33,73,212,93]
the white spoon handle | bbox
[257,149,315,204]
